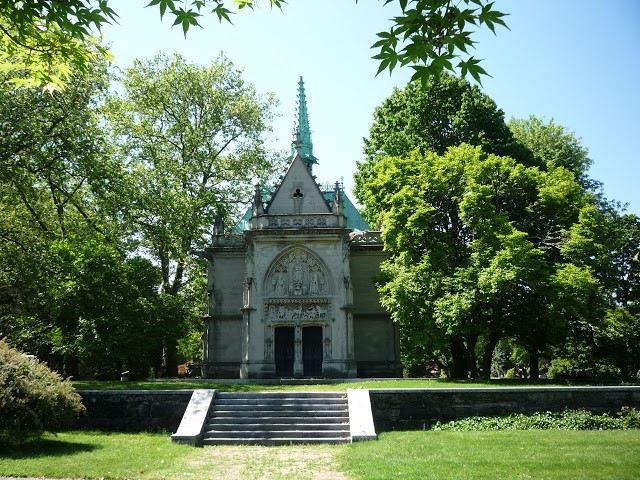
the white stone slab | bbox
[171,389,216,445]
[347,388,377,441]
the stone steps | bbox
[202,392,350,445]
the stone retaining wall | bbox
[75,390,193,432]
[74,386,640,433]
[368,386,640,432]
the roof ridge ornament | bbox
[252,183,264,216]
[332,181,344,215]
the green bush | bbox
[431,408,640,431]
[0,340,85,444]
[548,355,599,380]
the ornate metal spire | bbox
[290,76,318,172]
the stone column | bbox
[293,324,303,378]
[239,306,251,379]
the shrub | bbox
[431,408,640,431]
[0,340,85,444]
[547,357,594,380]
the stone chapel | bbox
[201,78,402,378]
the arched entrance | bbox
[275,327,294,377]
[302,326,323,377]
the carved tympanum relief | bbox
[266,248,330,297]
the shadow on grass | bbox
[0,436,100,459]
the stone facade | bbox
[202,156,402,378]
[201,78,401,379]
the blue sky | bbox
[102,0,640,215]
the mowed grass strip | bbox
[1,430,639,479]
[339,430,640,480]
[72,378,598,391]
[0,432,191,480]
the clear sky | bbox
[102,0,640,215]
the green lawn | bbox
[0,431,342,480]
[340,430,640,479]
[72,378,616,391]
[1,430,638,480]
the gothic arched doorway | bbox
[275,326,294,377]
[302,326,323,377]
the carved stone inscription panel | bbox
[265,298,332,323]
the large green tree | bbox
[0,58,114,373]
[48,239,191,379]
[355,75,533,225]
[1,1,507,91]
[366,144,587,378]
[0,55,190,379]
[104,52,279,375]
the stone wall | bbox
[74,386,640,433]
[75,390,193,432]
[369,386,640,432]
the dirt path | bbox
[189,445,351,480]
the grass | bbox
[1,430,639,479]
[0,431,343,480]
[71,378,612,392]
[339,430,640,480]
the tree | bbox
[354,75,534,225]
[1,1,507,91]
[508,116,594,190]
[371,0,508,84]
[0,1,115,91]
[48,239,192,379]
[555,205,640,379]
[103,52,279,375]
[595,308,640,379]
[0,57,114,373]
[366,144,585,378]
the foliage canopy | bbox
[357,79,640,379]
[1,1,507,91]
[355,74,532,225]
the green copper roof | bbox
[324,188,371,231]
[289,77,318,172]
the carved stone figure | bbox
[309,270,320,295]
[292,258,304,295]
[273,271,286,295]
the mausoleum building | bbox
[201,78,402,378]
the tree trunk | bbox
[466,335,479,379]
[63,353,79,379]
[529,348,540,379]
[152,342,163,378]
[157,250,182,377]
[450,337,468,379]
[163,339,178,378]
[481,332,500,379]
